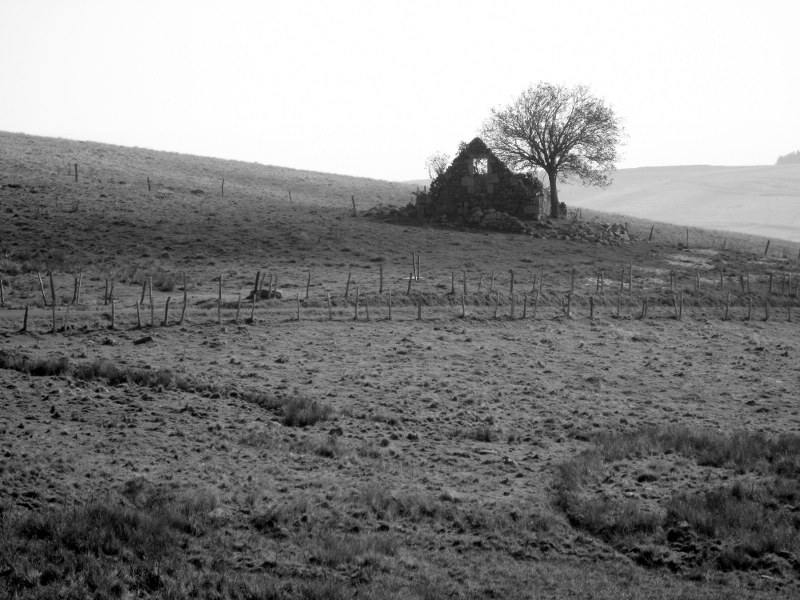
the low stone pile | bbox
[465,206,530,233]
[531,219,636,245]
[362,202,636,244]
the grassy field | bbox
[561,164,800,243]
[2,131,800,599]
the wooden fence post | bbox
[136,301,141,329]
[37,272,48,306]
[354,287,360,321]
[164,297,172,326]
[407,272,413,296]
[217,275,222,324]
[379,263,383,294]
[345,271,352,300]
[628,262,633,296]
[49,272,56,333]
[180,273,188,325]
[0,275,4,307]
[110,298,116,330]
[149,277,154,327]
[21,305,28,333]
[327,292,332,320]
[306,271,311,300]
[724,292,730,320]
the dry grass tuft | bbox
[555,425,800,577]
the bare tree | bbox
[482,82,624,218]
[425,151,451,180]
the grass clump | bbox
[281,396,334,427]
[241,390,335,427]
[0,349,180,390]
[309,532,399,568]
[0,481,218,600]
[555,425,800,580]
[453,424,499,443]
[0,351,70,377]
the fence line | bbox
[1,263,799,334]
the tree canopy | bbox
[482,82,624,218]
[776,150,800,165]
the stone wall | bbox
[420,138,544,225]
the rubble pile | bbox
[362,203,636,244]
[532,219,636,245]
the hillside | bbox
[2,132,800,599]
[560,165,800,242]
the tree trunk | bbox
[547,170,560,218]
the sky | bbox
[1,0,798,181]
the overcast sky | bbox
[1,0,797,181]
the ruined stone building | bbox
[417,137,545,227]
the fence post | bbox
[327,292,332,320]
[218,275,222,324]
[49,272,57,333]
[164,297,172,326]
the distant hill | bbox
[560,165,800,243]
